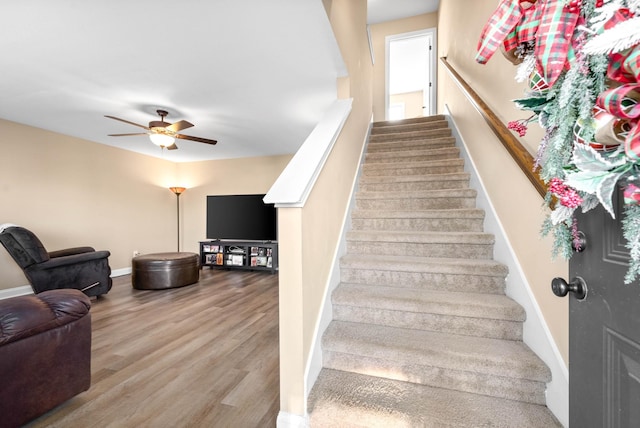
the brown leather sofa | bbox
[0,289,92,427]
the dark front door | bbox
[564,188,640,427]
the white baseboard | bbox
[444,107,568,427]
[112,267,132,277]
[0,285,33,299]
[277,411,308,428]
[0,267,132,300]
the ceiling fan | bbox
[105,109,217,150]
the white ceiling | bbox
[367,0,439,24]
[0,0,438,163]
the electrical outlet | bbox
[133,250,141,258]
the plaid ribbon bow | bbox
[476,0,579,87]
[476,0,526,64]
[534,0,580,86]
[596,9,640,162]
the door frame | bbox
[384,27,437,121]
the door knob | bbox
[551,277,588,300]
[572,231,586,252]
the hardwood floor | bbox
[27,269,280,428]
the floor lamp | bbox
[169,187,186,252]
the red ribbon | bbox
[476,0,526,64]
[476,0,579,87]
[534,0,580,86]
[597,38,640,160]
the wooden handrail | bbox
[440,57,547,198]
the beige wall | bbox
[370,13,438,122]
[0,119,176,289]
[390,90,424,119]
[278,0,373,418]
[437,0,568,363]
[177,155,292,256]
[0,118,290,291]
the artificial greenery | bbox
[478,0,640,283]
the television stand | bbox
[199,240,278,273]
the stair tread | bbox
[347,230,494,244]
[363,158,463,168]
[308,369,561,428]
[371,125,450,136]
[360,172,470,183]
[324,321,550,381]
[370,129,452,142]
[333,283,524,321]
[365,146,459,157]
[368,134,454,143]
[351,208,485,219]
[371,126,450,135]
[356,188,477,199]
[367,137,455,150]
[341,254,508,276]
[372,118,448,129]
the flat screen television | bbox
[206,194,277,241]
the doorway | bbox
[385,28,436,121]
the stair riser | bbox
[322,352,547,405]
[370,129,452,142]
[332,305,523,340]
[374,115,446,127]
[367,140,455,153]
[346,241,493,259]
[364,157,463,167]
[372,120,449,135]
[359,179,469,192]
[350,217,484,232]
[365,149,460,165]
[356,197,476,211]
[340,268,505,294]
[362,165,465,177]
[365,152,460,164]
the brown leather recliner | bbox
[0,226,112,297]
[0,289,92,427]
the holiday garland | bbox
[477,0,640,283]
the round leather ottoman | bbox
[132,252,200,290]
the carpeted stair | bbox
[308,116,561,427]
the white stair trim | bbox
[444,106,568,427]
[265,99,353,208]
[277,411,308,428]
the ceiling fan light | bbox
[149,133,175,147]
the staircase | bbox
[307,116,561,427]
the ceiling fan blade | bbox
[175,134,218,145]
[166,143,179,150]
[166,120,194,133]
[105,115,150,130]
[108,133,149,137]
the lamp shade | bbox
[169,187,186,195]
[150,133,176,147]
